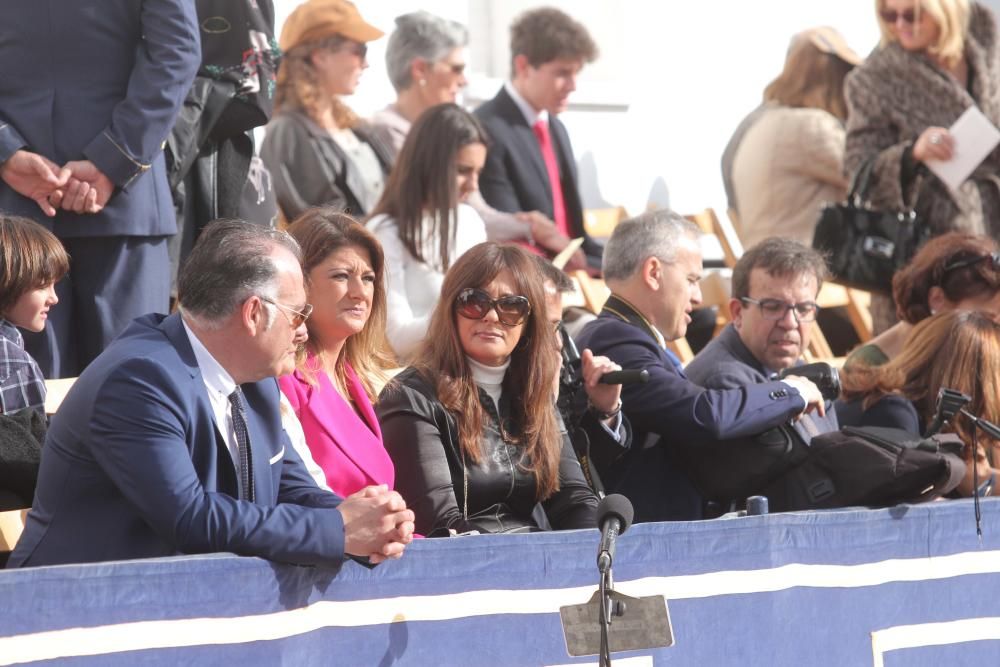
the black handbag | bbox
[812,156,929,294]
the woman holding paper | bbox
[845,0,1000,331]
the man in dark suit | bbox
[475,7,602,271]
[685,238,839,437]
[9,221,414,568]
[0,0,201,378]
[575,210,826,522]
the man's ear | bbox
[241,297,265,336]
[641,256,661,291]
[512,53,531,80]
[729,297,744,327]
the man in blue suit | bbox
[575,210,825,522]
[474,7,602,271]
[0,0,201,378]
[9,221,415,568]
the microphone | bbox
[926,388,971,436]
[598,369,650,385]
[596,494,634,574]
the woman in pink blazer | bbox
[280,208,397,496]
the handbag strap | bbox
[848,151,924,213]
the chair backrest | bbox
[684,208,743,269]
[583,206,628,239]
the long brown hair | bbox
[286,208,395,401]
[368,103,488,272]
[275,35,359,128]
[415,242,562,498]
[842,310,1000,452]
[764,34,855,120]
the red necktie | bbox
[532,118,569,237]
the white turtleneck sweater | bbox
[466,356,510,409]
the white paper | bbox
[925,105,1000,191]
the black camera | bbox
[778,362,841,402]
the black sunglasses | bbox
[942,251,1000,275]
[880,8,917,24]
[455,288,531,326]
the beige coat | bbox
[732,104,848,249]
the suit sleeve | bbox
[594,329,807,442]
[89,358,347,568]
[82,0,200,190]
[0,118,27,164]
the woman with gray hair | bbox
[370,11,469,159]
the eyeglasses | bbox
[339,41,368,60]
[455,288,531,327]
[880,8,917,24]
[740,297,820,322]
[942,251,1000,275]
[260,296,313,328]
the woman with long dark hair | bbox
[366,103,489,359]
[376,242,598,536]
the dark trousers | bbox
[24,235,170,379]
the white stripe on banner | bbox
[3,549,1000,665]
[870,617,1000,667]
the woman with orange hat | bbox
[261,0,392,222]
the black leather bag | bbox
[812,157,929,294]
[762,426,966,512]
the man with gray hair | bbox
[575,210,825,522]
[10,220,414,568]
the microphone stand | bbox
[598,556,623,666]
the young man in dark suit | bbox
[475,7,602,271]
[575,210,826,522]
[9,222,414,568]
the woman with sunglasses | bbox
[278,208,397,497]
[839,310,1000,497]
[376,242,599,536]
[843,232,1000,369]
[844,0,1000,332]
[261,0,392,223]
[366,104,489,360]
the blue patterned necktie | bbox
[228,388,255,502]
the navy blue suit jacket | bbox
[474,87,602,264]
[575,297,808,521]
[9,313,347,568]
[0,0,200,238]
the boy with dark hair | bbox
[475,7,602,270]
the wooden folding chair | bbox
[684,208,743,269]
[583,206,628,239]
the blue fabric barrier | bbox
[2,499,1000,665]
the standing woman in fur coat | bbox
[845,0,1000,332]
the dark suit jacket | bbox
[575,296,809,521]
[685,324,840,440]
[0,0,200,239]
[475,87,602,266]
[9,313,347,568]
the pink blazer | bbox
[279,358,395,497]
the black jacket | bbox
[377,368,598,537]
